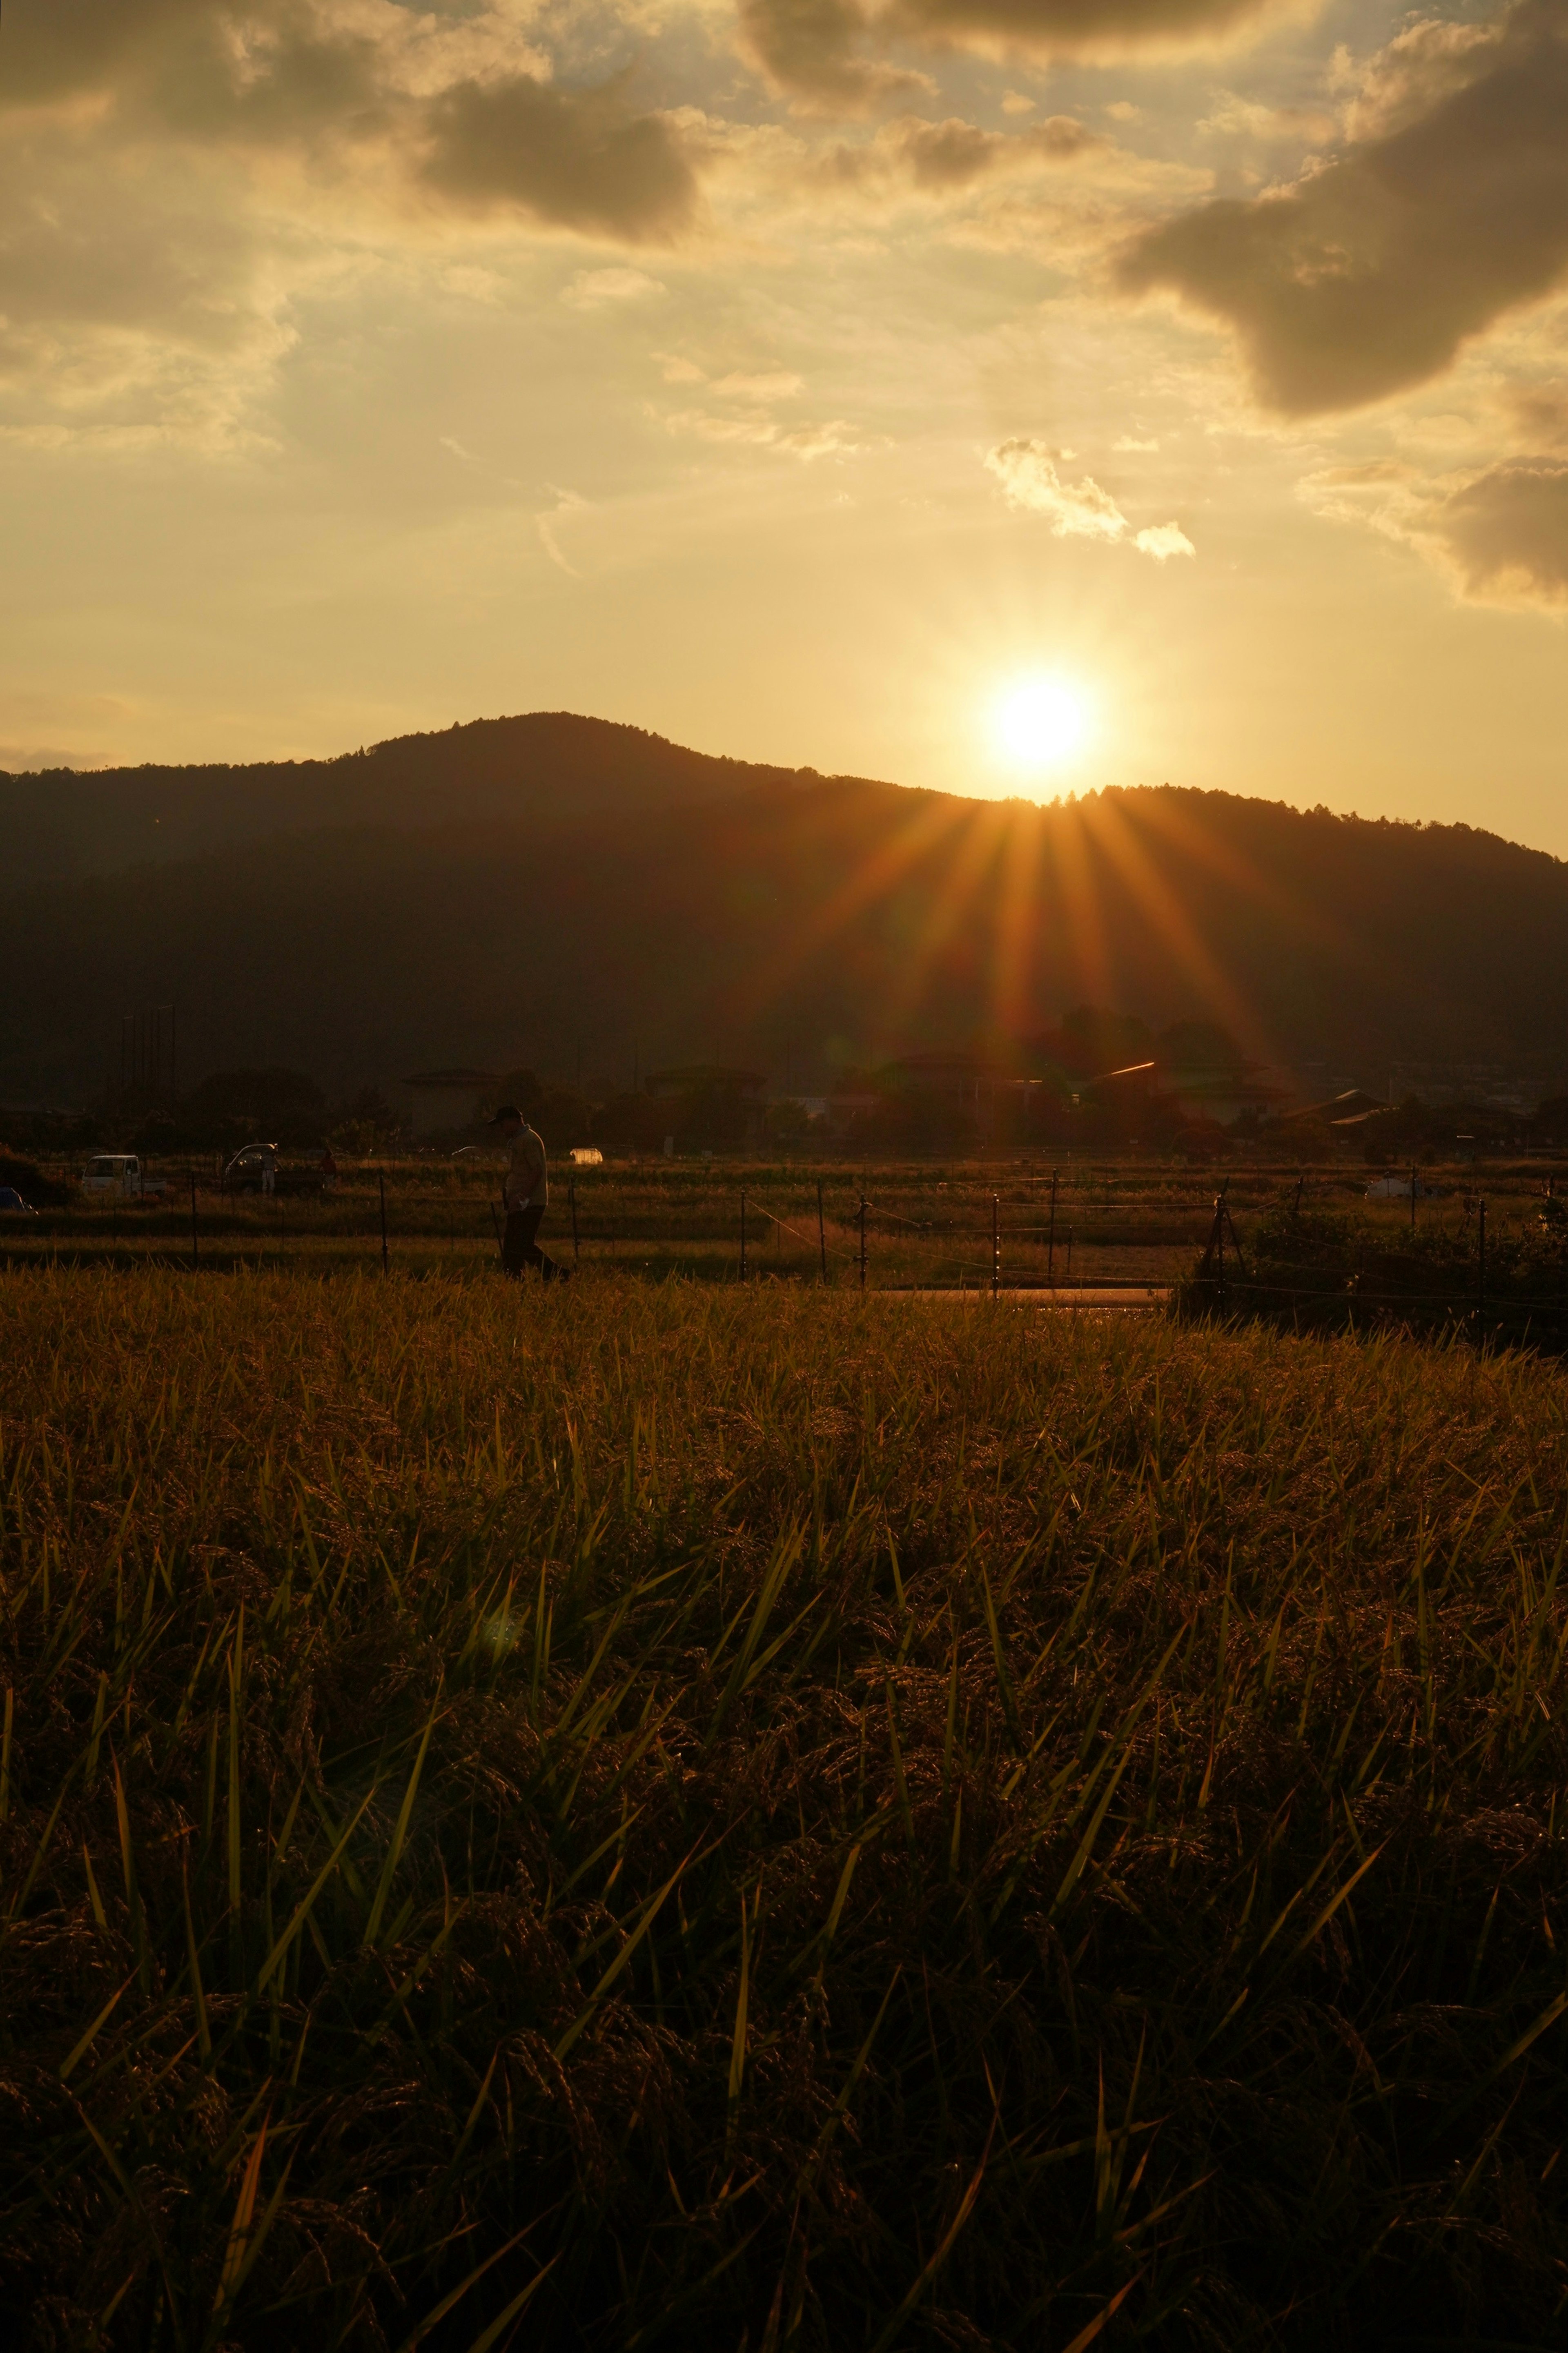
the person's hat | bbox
[488,1104,523,1123]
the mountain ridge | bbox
[1,710,882,886]
[3,728,1565,1108]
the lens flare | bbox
[991,676,1092,772]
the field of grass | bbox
[3,1268,1568,2349]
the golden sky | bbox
[5,0,1568,849]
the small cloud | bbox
[442,265,504,304]
[664,407,781,446]
[440,435,478,461]
[1501,378,1568,450]
[985,437,1195,560]
[0,742,92,772]
[561,267,668,310]
[713,369,806,401]
[654,352,705,383]
[662,409,868,460]
[1114,434,1160,451]
[1001,90,1036,114]
[984,439,1129,541]
[536,487,586,575]
[1432,458,1568,606]
[422,75,700,244]
[1105,100,1142,122]
[1133,521,1196,560]
[1196,91,1335,142]
[777,418,865,459]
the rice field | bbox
[2,1268,1567,2349]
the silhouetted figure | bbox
[490,1104,568,1281]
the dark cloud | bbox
[1,0,205,106]
[822,107,1100,187]
[2,3,703,248]
[421,75,701,243]
[893,0,1274,54]
[740,0,1286,106]
[738,0,933,109]
[893,109,1099,182]
[2,0,385,140]
[1502,379,1568,449]
[1434,458,1568,604]
[1117,0,1568,414]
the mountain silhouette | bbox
[2,720,1565,1106]
[0,711,837,886]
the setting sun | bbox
[991,676,1094,774]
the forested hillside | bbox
[0,711,817,885]
[2,731,1566,1104]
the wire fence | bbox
[5,1159,1567,1334]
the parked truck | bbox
[81,1154,167,1201]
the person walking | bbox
[490,1104,568,1281]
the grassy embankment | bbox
[3,1271,1568,2349]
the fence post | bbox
[379,1170,389,1274]
[1216,1195,1225,1305]
[570,1176,579,1263]
[992,1194,1000,1297]
[1047,1169,1058,1288]
[1478,1197,1486,1311]
[740,1189,747,1282]
[190,1170,199,1272]
[858,1196,867,1292]
[817,1180,827,1283]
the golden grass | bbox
[2,1269,1566,2349]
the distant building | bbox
[403,1067,499,1136]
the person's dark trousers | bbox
[502,1205,567,1280]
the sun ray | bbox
[726,787,975,1036]
[1079,793,1280,1068]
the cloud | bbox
[536,487,587,576]
[738,0,1303,109]
[1432,459,1568,605]
[984,436,1194,555]
[821,108,1101,193]
[1132,519,1196,558]
[737,0,934,110]
[654,352,707,383]
[1299,449,1568,610]
[3,5,704,245]
[1118,0,1568,416]
[1195,90,1335,142]
[0,743,97,775]
[986,439,1127,536]
[713,369,807,399]
[777,417,867,456]
[1501,378,1568,449]
[663,406,869,457]
[891,0,1292,60]
[561,266,669,308]
[421,74,702,243]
